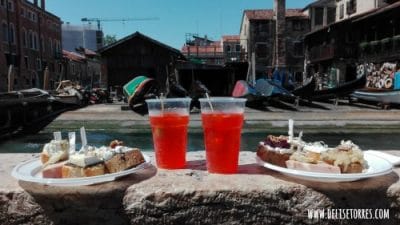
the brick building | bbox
[239,8,310,82]
[0,0,62,92]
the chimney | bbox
[40,0,45,10]
[273,0,286,69]
[33,0,38,6]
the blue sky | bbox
[46,0,313,49]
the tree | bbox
[103,34,117,46]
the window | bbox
[14,78,18,85]
[36,58,41,70]
[225,45,231,52]
[9,23,15,44]
[314,7,324,26]
[347,0,357,15]
[2,23,8,42]
[7,0,13,11]
[22,28,27,47]
[292,20,303,31]
[28,31,33,48]
[293,41,304,57]
[339,4,344,19]
[24,56,28,69]
[49,38,52,53]
[327,7,336,24]
[25,78,30,85]
[235,44,241,52]
[32,13,37,22]
[33,33,38,50]
[40,35,44,52]
[0,0,5,7]
[255,43,268,58]
[20,7,25,17]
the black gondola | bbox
[293,74,366,101]
[0,89,68,139]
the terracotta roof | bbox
[181,45,223,54]
[222,35,240,42]
[244,9,307,20]
[84,48,97,56]
[63,50,85,62]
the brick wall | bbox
[0,0,62,92]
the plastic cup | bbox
[146,98,191,169]
[199,97,246,174]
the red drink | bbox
[149,113,189,169]
[201,112,244,173]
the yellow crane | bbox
[81,17,160,30]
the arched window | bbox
[28,30,33,49]
[2,22,8,42]
[9,23,15,44]
[22,28,27,47]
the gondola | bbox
[351,88,400,105]
[303,74,366,100]
[232,78,293,108]
[291,76,316,98]
[0,89,66,138]
[123,76,160,112]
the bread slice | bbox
[257,144,292,168]
[42,161,68,178]
[104,149,145,173]
[40,140,69,165]
[61,163,105,178]
[286,160,341,174]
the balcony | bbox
[359,36,400,61]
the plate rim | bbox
[256,152,393,181]
[11,153,152,186]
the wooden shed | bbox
[98,32,185,90]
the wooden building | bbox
[98,31,185,91]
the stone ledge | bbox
[1,151,400,225]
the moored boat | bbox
[351,88,400,105]
[0,89,66,138]
[305,74,366,100]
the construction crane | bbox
[81,17,160,30]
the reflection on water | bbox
[0,131,399,153]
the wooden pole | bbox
[8,65,14,92]
[43,67,49,90]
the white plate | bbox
[256,152,393,182]
[11,153,151,186]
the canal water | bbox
[0,131,398,153]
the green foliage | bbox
[103,34,117,46]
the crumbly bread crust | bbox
[40,153,50,164]
[61,163,105,178]
[257,145,291,168]
[104,149,145,173]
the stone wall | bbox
[1,151,400,225]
